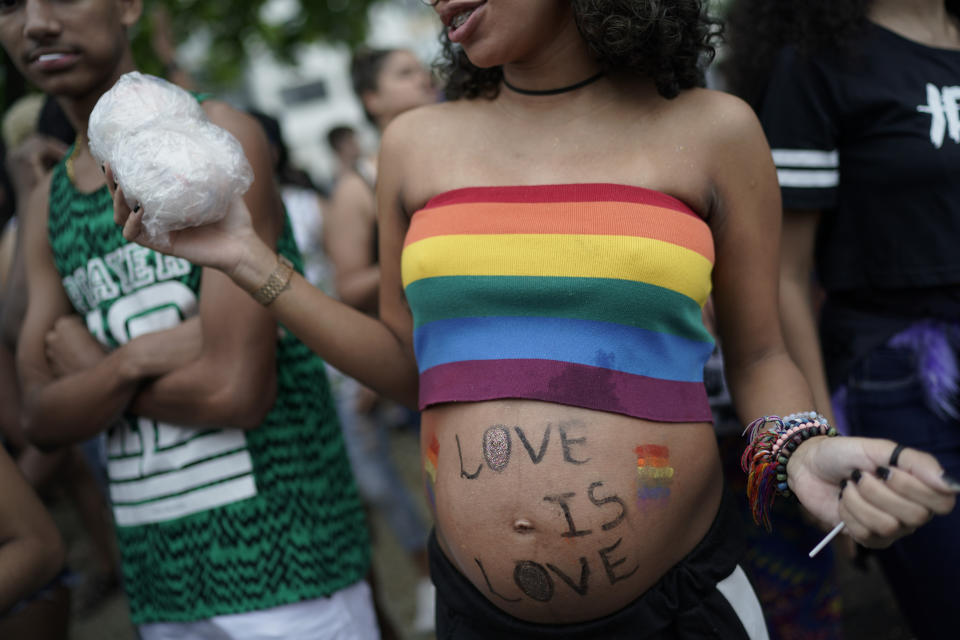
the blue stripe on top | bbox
[414,316,715,383]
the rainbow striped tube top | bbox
[401,183,716,423]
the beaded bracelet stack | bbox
[741,411,838,530]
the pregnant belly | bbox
[422,400,723,624]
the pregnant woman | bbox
[113,1,957,637]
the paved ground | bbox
[57,427,914,640]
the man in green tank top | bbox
[0,1,375,637]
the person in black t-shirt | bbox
[725,2,960,638]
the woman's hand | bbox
[106,163,262,279]
[787,436,957,548]
[44,315,106,378]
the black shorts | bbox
[428,490,768,639]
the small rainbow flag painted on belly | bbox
[636,444,674,505]
[424,435,439,511]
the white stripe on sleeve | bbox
[777,169,840,188]
[771,149,839,168]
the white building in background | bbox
[244,0,441,190]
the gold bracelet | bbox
[251,255,294,306]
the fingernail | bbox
[876,466,890,481]
[943,473,960,492]
[851,469,862,484]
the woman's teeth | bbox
[451,9,474,29]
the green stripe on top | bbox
[405,275,715,345]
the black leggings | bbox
[429,491,763,639]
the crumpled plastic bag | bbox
[88,72,253,245]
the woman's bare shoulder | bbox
[380,100,491,208]
[382,100,483,152]
[668,88,762,138]
[656,87,772,181]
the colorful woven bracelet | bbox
[782,411,828,426]
[741,413,837,530]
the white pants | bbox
[138,580,380,640]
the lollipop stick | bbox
[809,521,845,558]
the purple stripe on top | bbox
[419,359,713,423]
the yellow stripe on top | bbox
[402,234,714,306]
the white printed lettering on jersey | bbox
[108,419,253,527]
[100,281,256,527]
[61,250,192,311]
[108,424,248,480]
[70,266,97,311]
[106,281,197,344]
[112,476,257,528]
[105,244,155,295]
[155,253,191,281]
[62,275,90,315]
[106,420,143,457]
[87,257,120,305]
[124,423,143,456]
[918,84,960,149]
[111,446,253,503]
[85,310,109,347]
[156,422,202,449]
[127,306,181,344]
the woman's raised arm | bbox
[111,114,421,408]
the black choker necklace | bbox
[502,70,604,96]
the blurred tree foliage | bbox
[132,0,382,86]
[1,0,382,110]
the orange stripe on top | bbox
[404,201,714,262]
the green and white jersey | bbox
[47,155,369,624]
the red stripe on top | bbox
[422,183,700,219]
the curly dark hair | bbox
[435,1,721,101]
[723,0,960,111]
